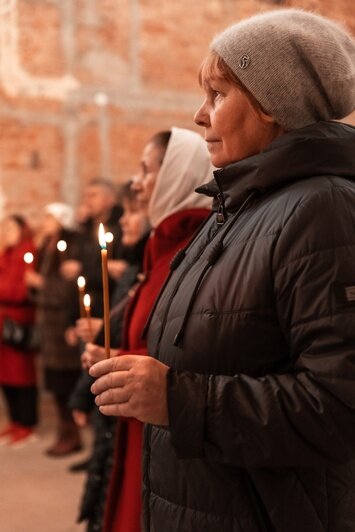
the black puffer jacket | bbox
[144,122,355,532]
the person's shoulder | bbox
[273,173,355,209]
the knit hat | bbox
[44,202,75,230]
[211,9,355,130]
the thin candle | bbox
[77,276,86,319]
[83,293,93,341]
[56,240,67,261]
[105,232,114,259]
[23,252,34,265]
[99,223,111,358]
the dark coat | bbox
[145,122,355,532]
[36,229,81,375]
[75,204,125,318]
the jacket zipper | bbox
[155,210,226,361]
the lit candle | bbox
[56,240,67,260]
[77,276,86,319]
[24,252,34,266]
[99,223,111,358]
[83,293,93,341]
[105,231,114,259]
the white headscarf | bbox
[148,127,213,228]
[44,202,75,230]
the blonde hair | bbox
[199,50,268,120]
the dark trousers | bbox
[2,385,38,427]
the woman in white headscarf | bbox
[83,127,212,532]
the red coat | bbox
[103,209,209,532]
[0,238,37,386]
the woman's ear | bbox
[259,109,277,124]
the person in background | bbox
[90,10,355,532]
[87,127,212,532]
[25,203,82,457]
[61,178,125,321]
[70,181,150,532]
[0,214,38,447]
[64,178,127,472]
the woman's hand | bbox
[72,409,90,427]
[89,355,169,426]
[60,260,82,280]
[65,326,78,346]
[81,343,119,370]
[76,317,103,343]
[107,259,129,280]
[24,270,44,289]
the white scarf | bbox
[148,127,213,228]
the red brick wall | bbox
[0,0,354,229]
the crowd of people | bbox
[0,7,355,532]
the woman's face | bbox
[3,218,22,247]
[194,68,281,167]
[131,142,164,204]
[41,213,61,237]
[120,199,149,247]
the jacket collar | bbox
[196,121,355,212]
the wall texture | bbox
[0,0,354,225]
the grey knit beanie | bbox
[211,9,355,130]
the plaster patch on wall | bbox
[0,0,79,100]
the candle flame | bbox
[24,252,34,264]
[83,293,91,310]
[77,276,86,289]
[57,240,67,252]
[98,223,107,249]
[105,232,114,243]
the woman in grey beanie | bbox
[90,9,355,532]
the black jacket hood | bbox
[197,121,355,211]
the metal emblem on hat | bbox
[238,54,251,69]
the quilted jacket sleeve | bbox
[167,180,355,467]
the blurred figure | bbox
[0,215,38,447]
[70,181,150,531]
[25,203,82,457]
[61,178,126,320]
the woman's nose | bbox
[194,100,210,127]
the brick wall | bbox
[0,0,354,228]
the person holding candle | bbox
[25,202,83,456]
[90,9,355,532]
[0,214,38,447]
[68,181,151,529]
[86,128,212,532]
[61,178,126,321]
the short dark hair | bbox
[148,130,172,166]
[87,177,118,197]
[120,181,138,203]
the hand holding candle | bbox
[99,223,111,358]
